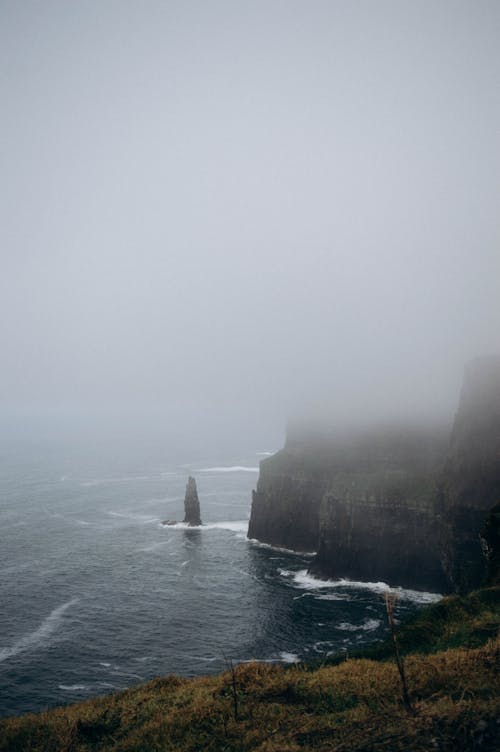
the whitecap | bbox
[337,618,381,632]
[312,641,335,652]
[58,684,88,691]
[0,598,79,664]
[282,569,443,604]
[249,540,317,556]
[81,475,150,487]
[256,451,274,456]
[313,593,351,601]
[279,652,300,663]
[161,520,249,534]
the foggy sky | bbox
[1,1,499,444]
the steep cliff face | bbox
[248,357,500,593]
[438,356,500,592]
[312,453,448,591]
[247,449,325,550]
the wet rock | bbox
[248,356,500,593]
[183,476,202,526]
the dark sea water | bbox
[0,437,441,718]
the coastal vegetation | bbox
[1,585,498,751]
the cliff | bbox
[248,357,500,593]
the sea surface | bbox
[0,437,442,718]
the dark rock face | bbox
[183,476,202,526]
[312,459,449,592]
[482,503,500,585]
[248,357,500,593]
[438,356,500,591]
[248,450,323,551]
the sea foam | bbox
[161,520,248,534]
[58,684,88,691]
[0,598,79,664]
[281,569,443,604]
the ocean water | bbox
[0,438,441,718]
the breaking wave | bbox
[280,569,443,604]
[161,520,248,534]
[337,618,381,631]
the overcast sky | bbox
[1,1,499,444]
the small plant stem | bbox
[385,593,415,715]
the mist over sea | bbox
[0,436,441,718]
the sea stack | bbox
[183,476,202,526]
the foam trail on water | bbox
[81,475,150,487]
[58,684,88,691]
[0,598,79,664]
[205,521,249,533]
[279,652,300,663]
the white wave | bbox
[161,520,249,534]
[197,466,259,473]
[312,641,335,652]
[99,662,111,667]
[58,684,88,691]
[81,475,150,487]
[337,618,381,632]
[314,593,352,601]
[282,569,443,604]
[249,540,317,556]
[205,520,249,533]
[256,451,274,456]
[0,598,79,664]
[279,652,300,663]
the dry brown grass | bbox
[1,628,499,751]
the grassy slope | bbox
[1,587,499,752]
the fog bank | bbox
[1,1,499,445]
